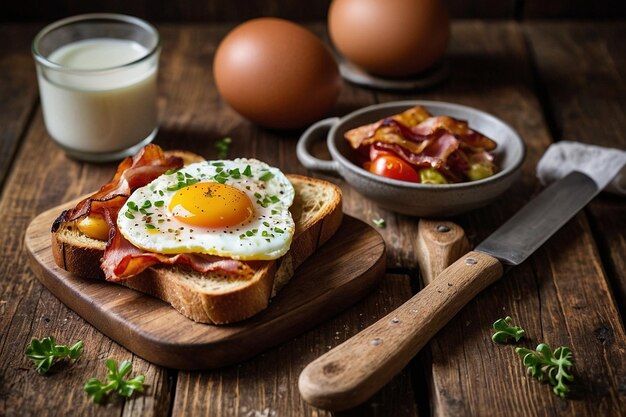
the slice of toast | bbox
[52,157,343,324]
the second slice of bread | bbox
[52,174,343,324]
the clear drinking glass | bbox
[32,14,160,162]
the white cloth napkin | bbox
[536,141,626,195]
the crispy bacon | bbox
[52,144,184,230]
[344,105,498,183]
[414,116,497,151]
[373,132,460,169]
[101,230,254,282]
[345,105,431,149]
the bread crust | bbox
[51,172,343,324]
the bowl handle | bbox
[297,117,341,174]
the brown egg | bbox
[213,18,342,130]
[329,0,450,77]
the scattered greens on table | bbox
[372,218,386,228]
[25,337,84,374]
[491,316,525,344]
[491,317,574,398]
[516,344,574,399]
[215,136,232,158]
[26,337,145,404]
[84,358,145,403]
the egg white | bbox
[117,159,295,260]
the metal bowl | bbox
[297,100,526,217]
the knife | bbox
[298,168,620,411]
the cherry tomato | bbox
[369,155,420,182]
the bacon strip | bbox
[413,116,497,151]
[101,229,255,282]
[344,106,496,156]
[373,133,460,169]
[345,105,431,149]
[52,144,184,231]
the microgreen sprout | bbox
[84,358,145,404]
[516,344,574,398]
[25,337,84,375]
[492,316,525,344]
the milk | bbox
[37,38,158,154]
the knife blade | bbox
[298,170,613,411]
[476,171,598,265]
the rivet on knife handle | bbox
[298,251,503,411]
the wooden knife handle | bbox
[298,250,503,411]
[416,219,470,285]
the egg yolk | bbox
[76,214,110,241]
[168,182,254,228]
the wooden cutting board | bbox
[24,204,386,370]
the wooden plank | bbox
[172,274,419,417]
[2,0,520,23]
[0,24,40,191]
[388,20,626,416]
[525,22,626,319]
[523,0,625,19]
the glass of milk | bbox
[32,14,160,162]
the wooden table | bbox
[1,20,624,417]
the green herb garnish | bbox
[516,344,574,398]
[145,224,156,230]
[154,200,164,207]
[274,227,284,234]
[492,316,525,344]
[84,358,145,404]
[127,201,138,211]
[25,337,83,375]
[167,174,199,191]
[259,171,275,182]
[229,168,241,179]
[372,218,386,228]
[243,165,253,177]
[125,211,135,220]
[215,137,232,159]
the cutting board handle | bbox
[298,250,503,411]
[416,219,470,285]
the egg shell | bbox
[329,0,450,77]
[213,18,342,129]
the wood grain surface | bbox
[0,18,624,417]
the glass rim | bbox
[32,13,160,73]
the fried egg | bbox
[117,159,295,260]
